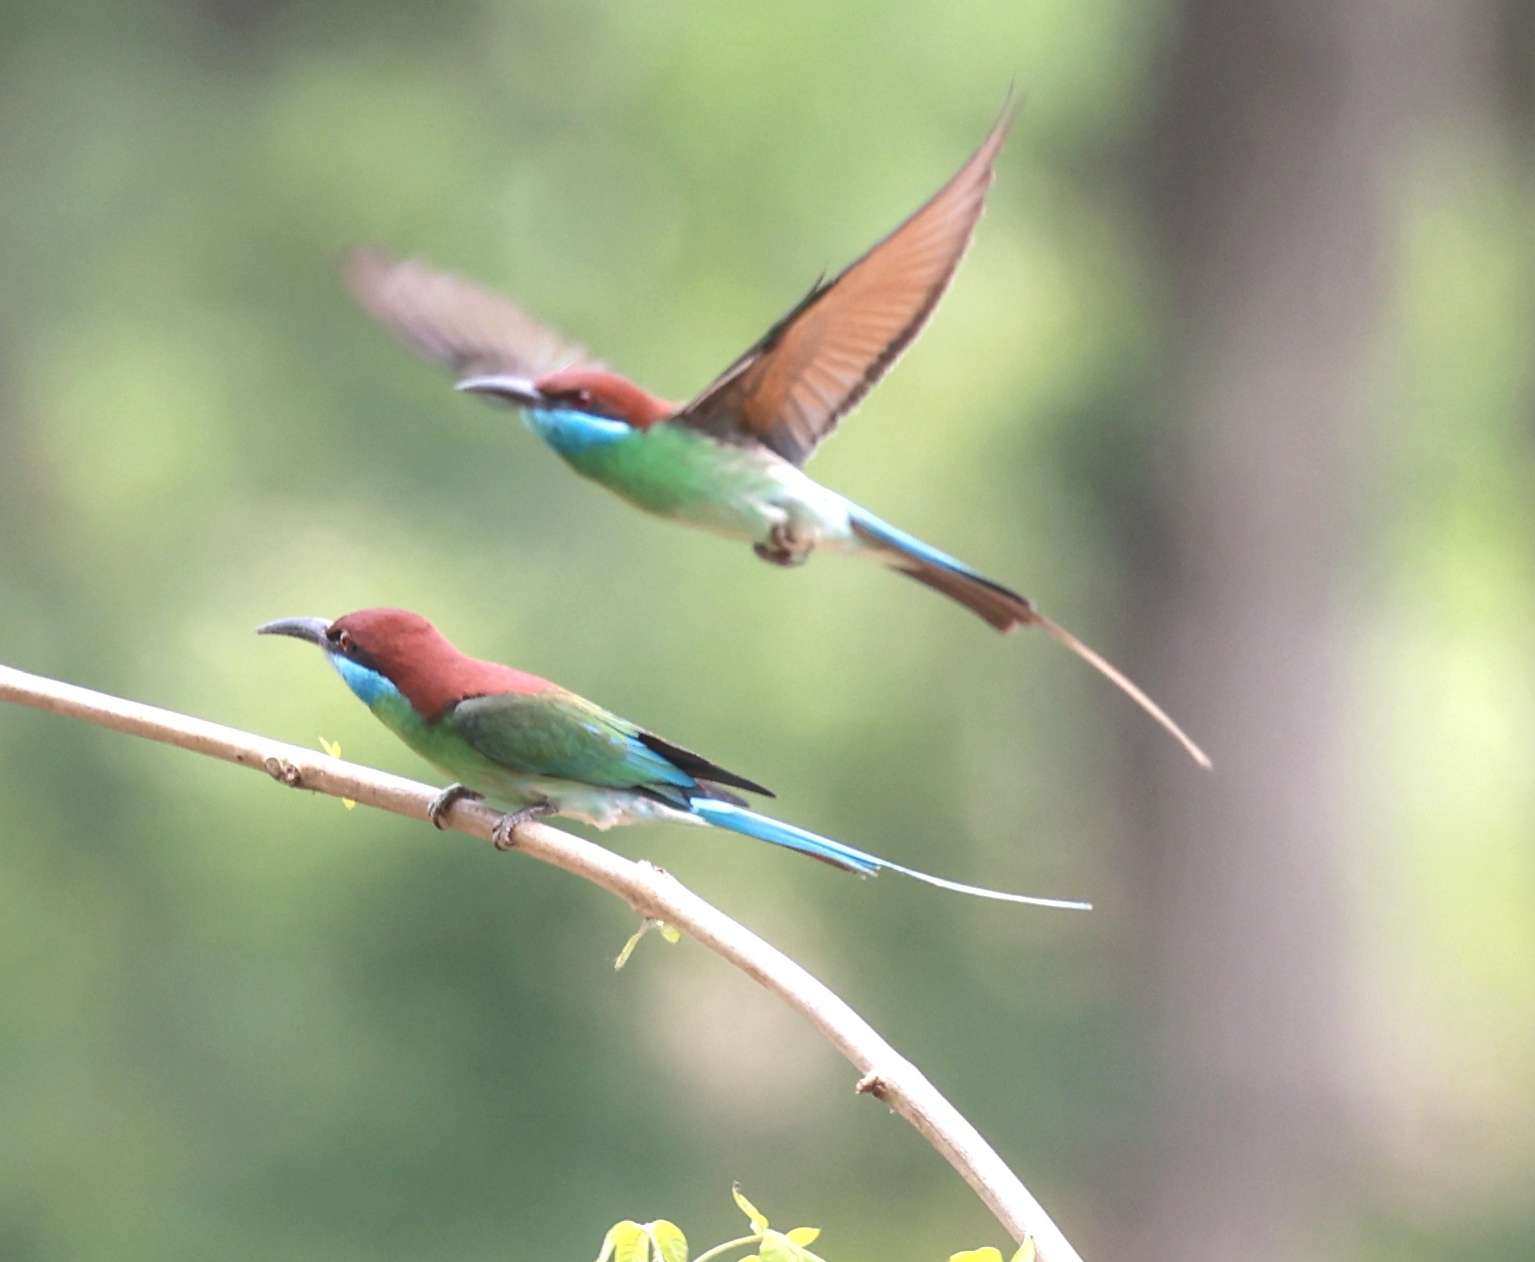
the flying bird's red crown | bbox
[534,369,674,429]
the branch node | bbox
[855,1071,889,1100]
[263,755,302,787]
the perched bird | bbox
[343,105,1209,768]
[258,607,1088,909]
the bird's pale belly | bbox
[447,764,700,831]
[547,420,855,549]
[376,714,690,831]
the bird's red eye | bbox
[337,630,354,653]
[576,389,592,406]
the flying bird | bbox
[343,105,1209,768]
[258,607,1089,910]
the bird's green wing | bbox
[447,691,686,791]
[445,690,771,800]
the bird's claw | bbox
[428,782,482,829]
[753,523,811,568]
[490,801,555,851]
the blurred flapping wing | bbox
[671,106,1011,466]
[342,248,601,381]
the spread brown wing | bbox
[671,105,1012,467]
[342,248,600,380]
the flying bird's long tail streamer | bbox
[848,508,1211,769]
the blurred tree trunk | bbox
[1111,2,1507,1257]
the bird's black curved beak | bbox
[256,616,332,647]
[455,374,546,408]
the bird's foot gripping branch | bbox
[490,800,555,850]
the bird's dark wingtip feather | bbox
[635,730,775,798]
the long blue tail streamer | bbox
[689,798,1090,910]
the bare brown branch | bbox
[0,662,1083,1262]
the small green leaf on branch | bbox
[317,738,356,808]
[647,1219,688,1262]
[731,1184,769,1233]
[615,918,684,970]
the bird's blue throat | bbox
[523,406,633,457]
[329,652,402,710]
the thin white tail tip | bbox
[881,858,1092,910]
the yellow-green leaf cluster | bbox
[593,1184,1031,1262]
[728,1186,825,1262]
[948,1239,1035,1262]
[596,1218,689,1262]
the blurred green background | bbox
[2,2,1531,1259]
